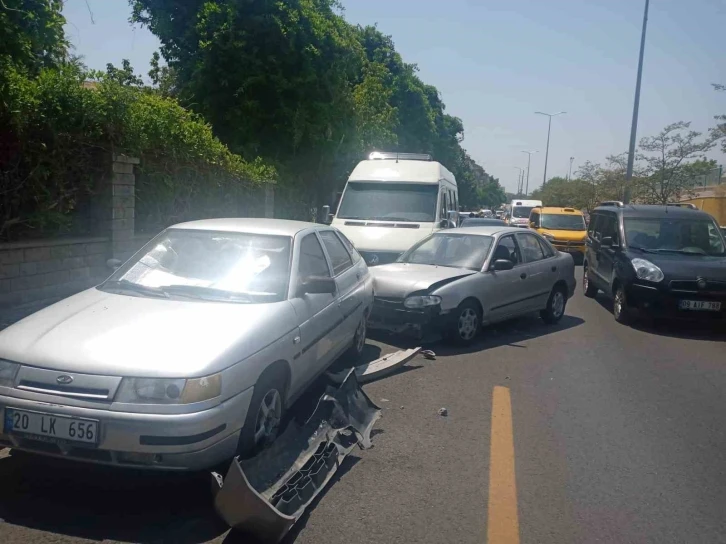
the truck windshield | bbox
[624,218,726,256]
[541,214,586,230]
[337,182,439,222]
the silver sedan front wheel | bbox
[253,388,282,448]
[448,301,481,345]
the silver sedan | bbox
[368,226,576,344]
[0,219,372,470]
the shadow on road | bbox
[370,313,585,357]
[0,449,227,543]
[594,294,726,341]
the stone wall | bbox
[0,237,110,307]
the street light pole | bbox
[513,167,524,195]
[623,0,650,205]
[535,111,566,188]
[521,150,538,196]
[568,156,575,181]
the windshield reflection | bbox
[101,229,292,302]
[624,218,725,256]
[401,233,493,270]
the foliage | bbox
[638,121,716,204]
[0,59,274,240]
[129,1,506,211]
[0,0,67,76]
[710,84,726,154]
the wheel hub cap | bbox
[458,308,478,340]
[254,389,281,446]
[355,319,366,353]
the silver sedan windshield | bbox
[401,233,493,270]
[103,229,292,302]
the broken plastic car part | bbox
[211,369,381,543]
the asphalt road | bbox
[1,274,726,544]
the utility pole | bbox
[568,156,575,181]
[623,0,650,205]
[535,111,566,188]
[521,150,538,196]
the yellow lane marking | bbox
[487,386,520,544]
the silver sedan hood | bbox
[0,288,298,378]
[370,263,475,298]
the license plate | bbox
[678,300,722,312]
[4,408,99,445]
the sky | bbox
[63,0,726,193]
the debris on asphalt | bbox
[380,398,390,403]
[438,407,448,417]
[400,406,405,410]
[421,350,436,360]
[327,347,423,384]
[212,370,381,543]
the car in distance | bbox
[583,202,726,324]
[529,207,588,263]
[0,219,373,470]
[368,226,576,344]
[460,218,507,228]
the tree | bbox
[710,84,726,154]
[638,122,716,204]
[129,1,505,213]
[0,0,67,75]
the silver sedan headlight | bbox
[403,295,442,309]
[115,374,222,404]
[631,258,664,282]
[0,360,20,387]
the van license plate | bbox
[4,408,99,445]
[678,300,721,311]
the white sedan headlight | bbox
[116,374,221,404]
[0,360,20,387]
[404,295,442,309]
[631,258,664,282]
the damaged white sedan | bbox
[368,226,576,344]
[0,219,372,470]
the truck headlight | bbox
[631,258,664,282]
[542,232,555,241]
[116,374,221,404]
[0,360,20,387]
[404,295,442,309]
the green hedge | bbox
[0,62,275,241]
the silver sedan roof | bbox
[449,226,525,236]
[169,218,320,236]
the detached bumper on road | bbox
[0,387,254,470]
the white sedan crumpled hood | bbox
[370,263,475,298]
[0,288,297,378]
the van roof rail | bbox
[666,202,697,209]
[598,201,624,208]
[368,151,432,161]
